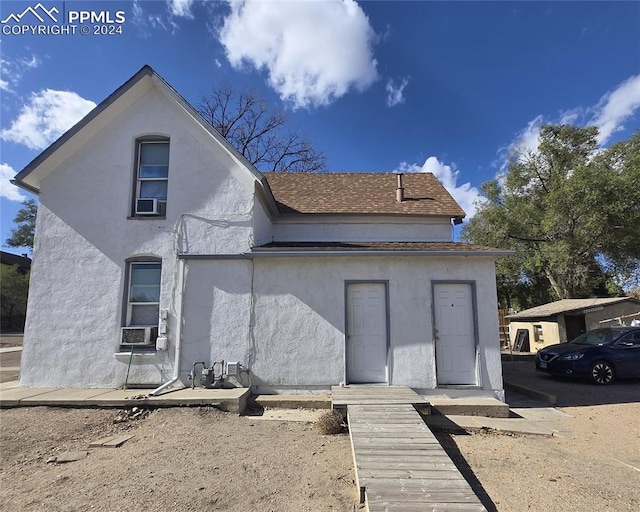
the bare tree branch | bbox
[198,85,325,173]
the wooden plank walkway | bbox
[341,388,487,511]
[332,385,428,408]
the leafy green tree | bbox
[6,199,37,251]
[0,265,30,330]
[463,125,639,305]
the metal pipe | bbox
[190,361,206,389]
[396,173,405,202]
[149,258,186,396]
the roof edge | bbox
[13,65,155,190]
[249,249,513,258]
[506,297,639,319]
[11,65,280,216]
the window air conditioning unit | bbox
[135,198,160,215]
[121,326,158,347]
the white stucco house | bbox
[13,66,509,399]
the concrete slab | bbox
[511,407,571,421]
[425,414,555,436]
[255,394,331,410]
[503,380,556,405]
[0,380,19,391]
[90,434,133,448]
[0,384,251,414]
[20,388,114,405]
[0,386,60,404]
[88,389,157,404]
[428,397,510,418]
[249,408,325,422]
[0,347,22,354]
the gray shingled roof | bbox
[507,297,638,319]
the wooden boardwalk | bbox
[334,386,487,512]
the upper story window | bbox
[133,139,169,217]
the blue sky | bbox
[1,0,639,254]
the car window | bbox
[616,331,640,347]
[569,330,614,346]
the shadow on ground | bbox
[502,356,640,408]
[433,430,499,512]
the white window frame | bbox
[133,139,169,217]
[125,261,161,327]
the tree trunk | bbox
[544,269,565,299]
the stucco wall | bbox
[181,259,252,383]
[19,81,504,397]
[248,255,503,398]
[273,217,452,242]
[508,321,560,352]
[20,85,258,388]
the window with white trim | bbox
[120,260,161,348]
[133,139,169,217]
[126,261,161,326]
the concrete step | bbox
[254,394,331,410]
[427,397,509,418]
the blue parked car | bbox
[535,327,640,385]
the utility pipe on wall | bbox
[149,257,186,396]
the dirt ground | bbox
[1,360,639,511]
[445,360,640,512]
[0,406,357,512]
[448,402,640,512]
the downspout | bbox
[149,257,186,396]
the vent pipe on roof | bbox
[396,173,405,202]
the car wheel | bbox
[590,361,615,385]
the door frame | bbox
[431,280,481,387]
[344,280,391,385]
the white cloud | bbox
[590,74,640,145]
[132,0,178,35]
[168,0,194,18]
[0,54,41,92]
[503,73,640,166]
[502,114,543,165]
[1,89,96,150]
[0,163,25,202]
[218,0,378,109]
[21,55,41,69]
[397,157,481,218]
[386,77,409,107]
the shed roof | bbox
[0,251,31,269]
[507,297,639,320]
[264,172,466,217]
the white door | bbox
[434,283,477,385]
[346,283,388,383]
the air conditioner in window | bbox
[121,326,158,347]
[135,198,160,215]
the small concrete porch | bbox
[0,381,250,413]
[331,385,509,418]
